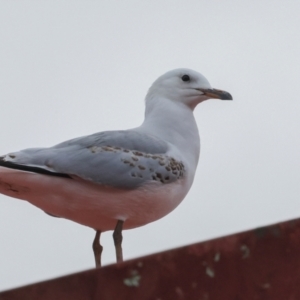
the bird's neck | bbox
[139,96,200,168]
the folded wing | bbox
[0,130,185,189]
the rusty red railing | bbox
[1,217,300,299]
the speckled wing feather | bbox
[0,130,185,189]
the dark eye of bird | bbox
[181,75,190,82]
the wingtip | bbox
[0,159,72,179]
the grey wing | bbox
[1,130,185,189]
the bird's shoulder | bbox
[54,129,169,154]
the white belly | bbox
[0,167,189,231]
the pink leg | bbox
[92,230,103,268]
[113,220,124,263]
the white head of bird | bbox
[146,68,232,110]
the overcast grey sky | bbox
[0,0,300,291]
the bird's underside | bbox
[0,165,187,231]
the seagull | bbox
[0,69,232,267]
